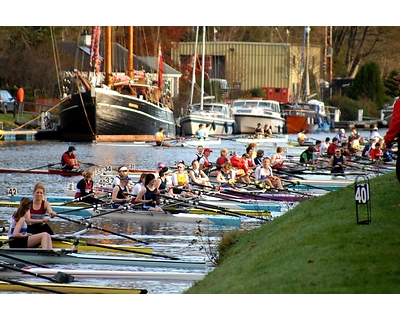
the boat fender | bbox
[224,122,229,133]
[17,88,24,103]
[212,122,216,131]
[232,122,237,134]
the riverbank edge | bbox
[185,170,400,294]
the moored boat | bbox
[59,26,176,142]
[232,99,286,134]
[180,102,236,136]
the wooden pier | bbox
[0,129,37,141]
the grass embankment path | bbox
[185,171,400,294]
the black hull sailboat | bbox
[59,88,175,142]
[59,26,175,142]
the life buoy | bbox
[224,122,229,133]
[16,88,24,103]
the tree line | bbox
[1,26,399,119]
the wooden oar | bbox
[0,262,74,284]
[55,214,150,245]
[22,162,62,172]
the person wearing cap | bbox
[329,146,347,175]
[199,147,214,175]
[111,175,132,209]
[135,173,163,212]
[335,128,347,146]
[385,75,400,183]
[254,123,264,139]
[369,126,383,143]
[61,146,80,171]
[297,128,309,145]
[112,166,134,192]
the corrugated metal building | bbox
[171,41,321,103]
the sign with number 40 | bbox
[355,183,370,204]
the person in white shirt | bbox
[369,127,383,142]
[320,137,330,154]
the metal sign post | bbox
[355,175,371,225]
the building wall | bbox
[171,41,321,102]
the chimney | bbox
[80,29,91,47]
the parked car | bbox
[0,90,16,113]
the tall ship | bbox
[59,26,176,142]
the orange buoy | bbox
[16,88,24,103]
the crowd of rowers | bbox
[296,126,397,174]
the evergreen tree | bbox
[347,61,385,108]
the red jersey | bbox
[327,143,338,155]
[230,155,248,173]
[385,99,400,145]
[369,148,383,160]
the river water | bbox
[0,128,388,297]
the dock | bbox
[0,129,60,141]
[0,129,37,141]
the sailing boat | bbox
[59,26,176,142]
[179,26,236,136]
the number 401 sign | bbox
[355,183,370,204]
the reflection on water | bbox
[3,130,383,293]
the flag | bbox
[213,27,218,43]
[158,45,164,90]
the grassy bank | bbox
[185,171,400,294]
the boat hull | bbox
[59,88,176,142]
[179,102,236,135]
[234,114,285,134]
[0,248,206,269]
[0,267,205,281]
[0,280,147,294]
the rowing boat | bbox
[0,248,206,269]
[236,136,290,147]
[0,168,83,177]
[0,236,152,254]
[0,280,147,294]
[0,266,205,281]
[88,208,242,227]
[181,138,222,147]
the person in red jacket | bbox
[384,75,400,183]
[61,146,80,170]
[327,137,339,156]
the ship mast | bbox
[104,26,114,88]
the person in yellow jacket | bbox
[155,127,173,147]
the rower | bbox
[329,147,347,174]
[61,146,80,171]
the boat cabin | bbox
[232,99,281,115]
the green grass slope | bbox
[185,171,400,294]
